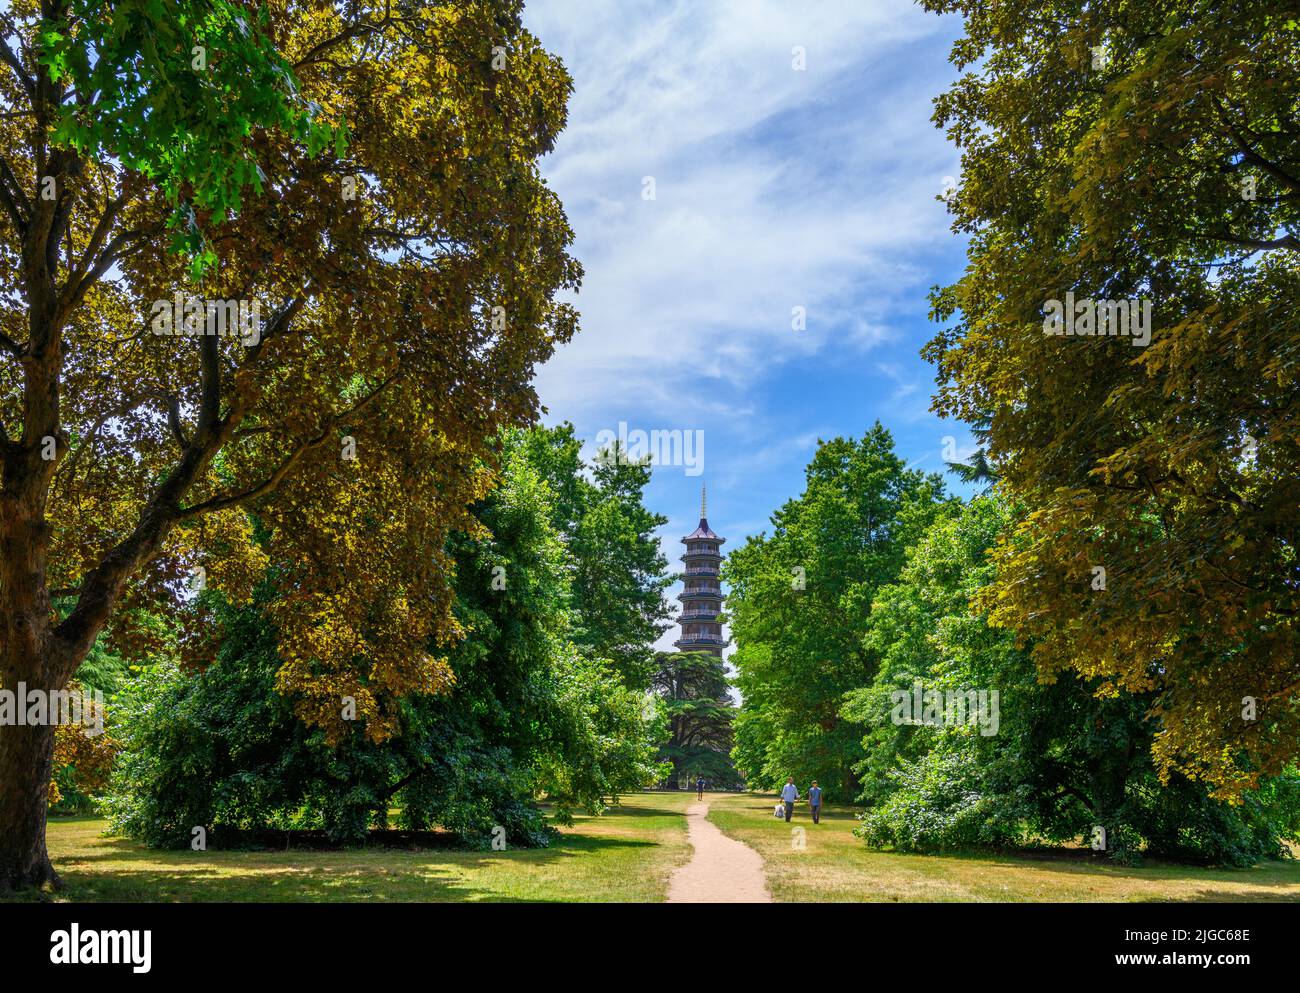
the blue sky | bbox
[522,1,980,650]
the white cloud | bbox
[525,0,964,423]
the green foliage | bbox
[847,496,1300,866]
[38,0,339,274]
[922,0,1300,798]
[651,651,741,789]
[44,615,168,815]
[71,641,131,698]
[104,434,666,848]
[726,424,955,794]
[517,426,673,688]
[851,750,1028,853]
[943,413,997,488]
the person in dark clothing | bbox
[808,781,823,824]
[696,776,706,800]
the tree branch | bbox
[59,192,131,305]
[176,373,401,520]
[292,1,398,69]
[166,395,190,450]
[178,374,397,522]
[0,154,30,234]
[54,226,147,329]
[1203,231,1300,253]
[1216,100,1300,195]
[0,22,34,99]
[196,332,221,438]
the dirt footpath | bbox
[666,799,773,903]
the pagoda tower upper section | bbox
[674,485,727,657]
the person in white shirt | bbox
[780,778,799,822]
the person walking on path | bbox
[781,777,799,822]
[808,781,822,824]
[696,776,706,800]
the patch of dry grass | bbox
[706,793,1300,903]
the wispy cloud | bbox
[523,0,977,616]
[526,0,963,423]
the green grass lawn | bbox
[10,792,694,904]
[705,793,1300,902]
[11,790,1300,902]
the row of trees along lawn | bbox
[0,0,611,891]
[102,427,673,849]
[728,430,1300,864]
[730,0,1300,864]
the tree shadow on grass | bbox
[586,805,685,820]
[35,833,660,904]
[524,799,690,829]
[52,867,557,903]
[71,830,654,864]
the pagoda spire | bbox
[675,488,727,658]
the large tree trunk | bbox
[0,456,67,893]
[0,515,71,893]
[0,719,60,892]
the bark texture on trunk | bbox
[0,719,60,892]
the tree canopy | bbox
[651,651,740,789]
[921,0,1300,798]
[0,0,580,891]
[846,496,1300,865]
[104,429,666,848]
[518,427,672,688]
[726,425,954,794]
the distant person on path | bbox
[781,777,799,822]
[696,776,706,800]
[808,781,822,824]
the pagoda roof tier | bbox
[681,518,724,543]
[674,635,729,649]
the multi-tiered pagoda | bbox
[674,485,727,656]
